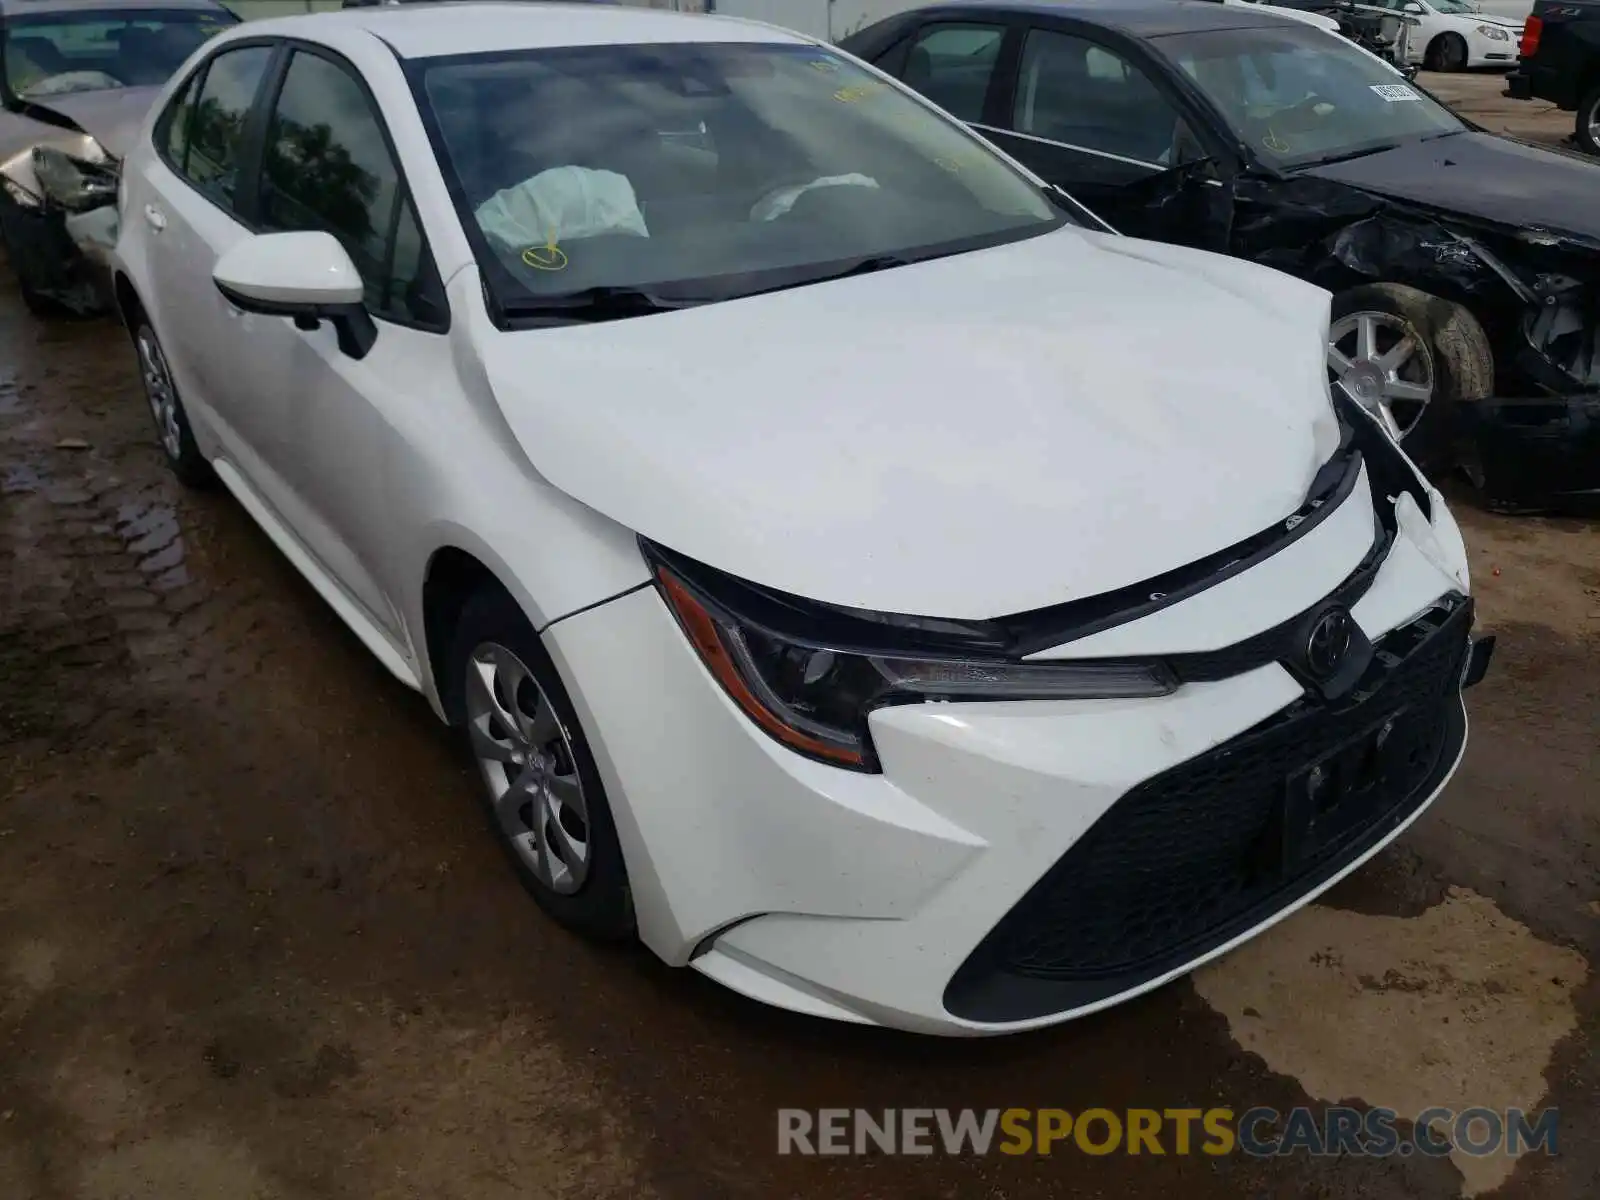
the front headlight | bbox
[1477,24,1510,39]
[32,143,118,211]
[650,548,1177,772]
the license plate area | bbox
[1251,705,1435,882]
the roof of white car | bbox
[258,2,810,59]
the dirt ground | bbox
[1423,70,1579,150]
[1,112,1597,1198]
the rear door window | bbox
[1012,29,1190,165]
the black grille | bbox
[945,597,1473,1024]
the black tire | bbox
[1425,33,1468,72]
[1577,85,1600,157]
[130,318,213,488]
[447,586,635,941]
[16,264,68,318]
[0,201,103,319]
[1330,283,1494,470]
[0,220,67,318]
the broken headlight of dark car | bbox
[30,144,119,212]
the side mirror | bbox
[212,230,377,360]
[1403,2,1425,13]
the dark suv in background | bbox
[1507,0,1600,154]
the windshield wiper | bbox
[725,253,921,302]
[499,285,696,323]
[504,256,923,321]
[1298,141,1403,169]
[806,254,916,284]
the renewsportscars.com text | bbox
[777,1106,1559,1158]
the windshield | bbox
[1155,26,1466,169]
[1429,0,1480,14]
[1,7,234,101]
[411,42,1067,315]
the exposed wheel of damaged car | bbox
[108,1,1493,1035]
[1579,84,1600,157]
[1327,283,1493,465]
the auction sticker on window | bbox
[1370,83,1421,102]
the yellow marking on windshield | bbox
[833,82,886,103]
[521,228,568,271]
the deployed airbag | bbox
[475,166,648,247]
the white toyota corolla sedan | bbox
[109,1,1492,1035]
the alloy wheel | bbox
[135,327,182,460]
[1327,310,1435,442]
[465,642,591,894]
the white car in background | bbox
[1225,0,1343,32]
[110,2,1490,1034]
[1382,0,1523,70]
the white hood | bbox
[479,227,1341,619]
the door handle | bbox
[143,204,167,232]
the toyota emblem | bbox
[1305,607,1354,680]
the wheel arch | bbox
[421,544,511,725]
[1329,277,1504,351]
[1576,70,1600,125]
[112,270,143,331]
[1425,29,1467,65]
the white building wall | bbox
[697,0,926,41]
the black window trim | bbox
[971,119,1168,170]
[154,34,451,336]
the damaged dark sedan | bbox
[0,0,236,315]
[846,0,1600,511]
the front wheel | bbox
[1425,33,1468,72]
[1577,85,1600,157]
[448,587,635,940]
[1327,283,1493,468]
[132,320,212,487]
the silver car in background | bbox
[0,0,236,314]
